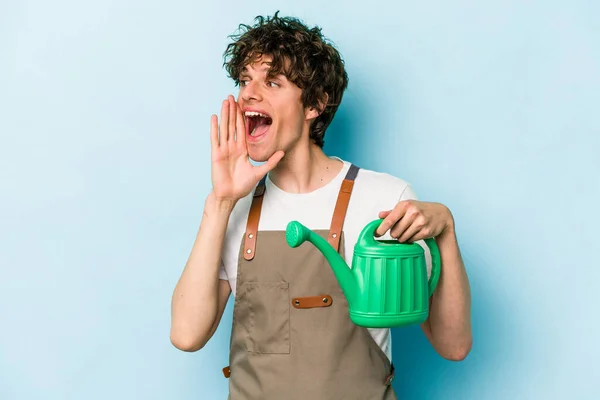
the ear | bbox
[305,93,329,121]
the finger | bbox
[235,100,247,149]
[378,210,391,219]
[228,95,236,144]
[219,99,229,144]
[375,202,409,237]
[255,150,284,177]
[402,227,426,244]
[210,114,218,149]
[391,212,419,242]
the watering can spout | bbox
[286,221,357,304]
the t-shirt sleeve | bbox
[396,183,433,279]
[218,260,228,280]
[398,183,419,201]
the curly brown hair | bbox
[223,12,349,148]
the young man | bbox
[170,12,472,399]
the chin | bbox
[248,148,278,164]
[247,149,269,163]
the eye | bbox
[267,81,279,88]
[239,79,249,87]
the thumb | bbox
[255,150,284,177]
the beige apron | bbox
[223,165,397,399]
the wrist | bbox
[206,191,237,214]
[439,205,456,241]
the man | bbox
[170,12,472,399]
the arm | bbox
[376,200,472,361]
[170,95,283,352]
[170,193,234,352]
[419,212,472,361]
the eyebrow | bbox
[239,72,286,84]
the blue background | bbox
[1,1,599,399]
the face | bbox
[237,55,319,162]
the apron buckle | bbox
[222,366,231,378]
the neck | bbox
[268,141,343,194]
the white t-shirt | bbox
[219,158,433,361]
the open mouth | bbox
[245,111,273,138]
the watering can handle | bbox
[359,219,442,297]
[424,237,441,297]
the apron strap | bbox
[328,163,359,252]
[243,175,267,261]
[243,163,360,260]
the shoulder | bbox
[337,162,420,235]
[352,163,417,201]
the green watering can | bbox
[285,219,441,328]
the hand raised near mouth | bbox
[210,95,284,204]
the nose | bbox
[240,80,263,103]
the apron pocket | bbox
[243,281,290,354]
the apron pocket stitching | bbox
[244,281,291,354]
